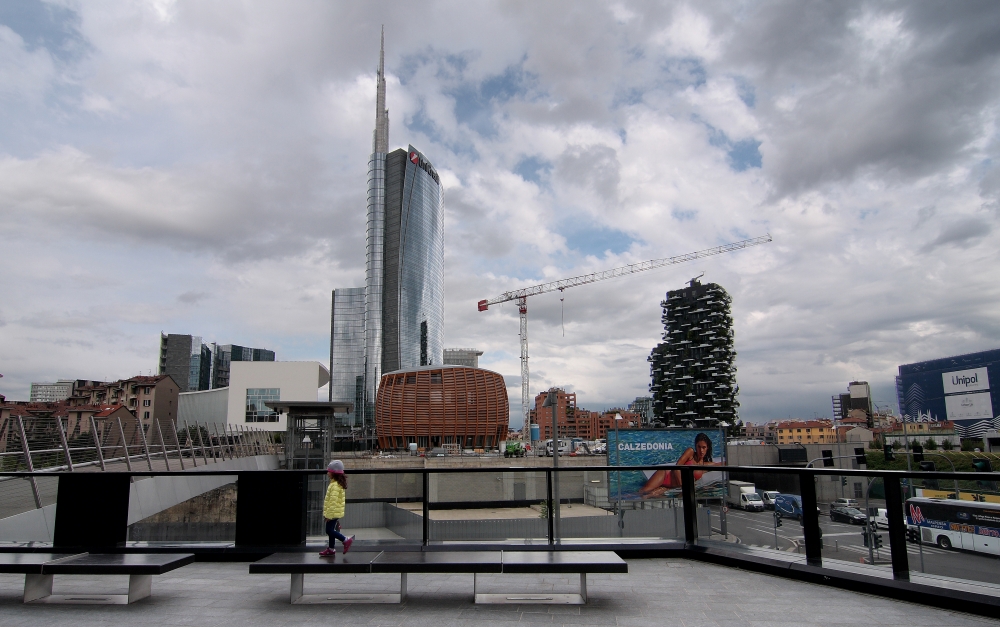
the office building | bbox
[443,348,483,368]
[225,361,331,432]
[210,343,276,389]
[29,380,76,403]
[895,348,1000,438]
[831,381,874,428]
[159,334,212,393]
[329,288,367,427]
[332,31,445,431]
[648,276,738,427]
[375,365,508,450]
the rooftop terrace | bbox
[1,558,995,627]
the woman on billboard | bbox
[638,432,721,497]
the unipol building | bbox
[895,348,1000,438]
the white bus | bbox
[906,497,1000,554]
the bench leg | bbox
[579,573,587,603]
[23,574,53,603]
[128,575,152,603]
[290,573,304,604]
[400,573,407,602]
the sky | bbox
[1,1,999,428]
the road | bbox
[716,506,1000,585]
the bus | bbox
[905,497,1000,554]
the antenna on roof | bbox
[688,272,705,287]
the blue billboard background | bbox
[607,429,726,501]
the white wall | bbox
[179,387,230,429]
[227,361,331,431]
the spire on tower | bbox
[373,26,389,154]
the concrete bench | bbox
[0,552,195,604]
[250,550,626,605]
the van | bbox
[774,494,804,520]
[868,507,888,529]
[760,491,780,510]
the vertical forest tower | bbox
[648,277,738,426]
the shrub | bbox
[941,439,954,451]
[962,438,984,452]
[924,438,938,451]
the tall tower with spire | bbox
[332,30,445,437]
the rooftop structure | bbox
[443,348,483,369]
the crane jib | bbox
[476,234,771,309]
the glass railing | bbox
[2,462,999,600]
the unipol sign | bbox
[943,367,990,395]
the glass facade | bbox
[245,387,280,422]
[364,150,386,427]
[330,288,367,427]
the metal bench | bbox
[250,550,626,605]
[0,552,195,604]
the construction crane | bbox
[477,234,773,430]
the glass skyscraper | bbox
[332,31,445,428]
[330,287,367,426]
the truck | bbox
[727,481,764,511]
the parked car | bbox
[830,506,868,525]
[832,498,860,508]
[760,491,780,510]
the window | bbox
[143,411,150,419]
[246,388,280,422]
[144,387,151,394]
[143,399,151,407]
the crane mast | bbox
[477,234,772,434]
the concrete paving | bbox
[0,557,996,626]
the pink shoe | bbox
[319,548,336,557]
[343,536,355,554]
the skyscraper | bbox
[648,277,739,426]
[331,30,445,427]
[330,287,366,426]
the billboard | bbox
[944,392,994,421]
[942,368,990,395]
[607,429,725,501]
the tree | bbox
[941,439,954,451]
[924,438,938,451]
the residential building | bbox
[226,361,331,432]
[628,397,654,426]
[527,390,620,441]
[896,348,1000,438]
[832,381,874,428]
[375,365,508,450]
[881,420,960,448]
[648,276,738,427]
[773,420,836,444]
[343,31,444,432]
[443,348,483,369]
[329,288,367,427]
[67,374,180,438]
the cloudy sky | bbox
[2,1,999,427]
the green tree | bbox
[924,438,938,451]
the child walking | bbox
[319,460,354,556]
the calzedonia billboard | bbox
[607,429,725,501]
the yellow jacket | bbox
[323,478,346,519]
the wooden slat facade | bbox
[375,366,509,451]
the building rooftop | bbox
[0,558,991,626]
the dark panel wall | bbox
[381,149,408,374]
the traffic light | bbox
[774,512,783,528]
[912,444,924,463]
[874,533,884,549]
[919,461,938,490]
[855,447,867,466]
[884,444,895,461]
[841,477,847,487]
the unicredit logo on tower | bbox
[942,367,990,395]
[407,147,440,184]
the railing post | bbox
[170,421,187,470]
[89,416,106,471]
[681,467,698,543]
[15,416,42,509]
[884,475,910,580]
[546,469,554,545]
[116,417,133,472]
[799,470,822,567]
[182,420,198,467]
[55,417,74,472]
[422,469,430,546]
[137,416,154,471]
[194,421,212,464]
[155,419,172,471]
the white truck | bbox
[727,481,764,511]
